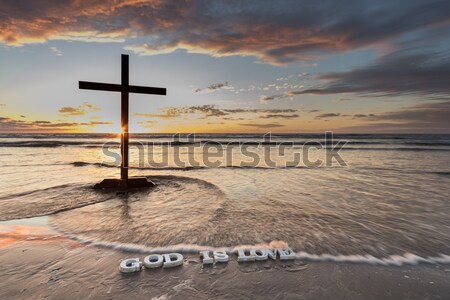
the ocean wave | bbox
[0,141,103,147]
[69,161,318,170]
[0,175,225,221]
[51,233,450,266]
[1,143,449,151]
[2,133,448,139]
[335,147,450,152]
[0,183,117,221]
[433,171,450,177]
[1,133,450,149]
[72,161,117,168]
[0,140,198,148]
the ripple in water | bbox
[45,174,450,258]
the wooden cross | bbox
[79,54,166,189]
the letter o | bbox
[250,249,268,261]
[143,254,164,269]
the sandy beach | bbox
[1,230,449,300]
[1,133,450,299]
[2,0,450,297]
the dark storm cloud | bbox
[2,0,450,64]
[297,49,450,98]
[368,101,450,123]
[343,101,450,133]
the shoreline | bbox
[1,236,450,299]
[2,216,450,267]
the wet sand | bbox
[1,237,449,300]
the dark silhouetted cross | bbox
[79,54,166,189]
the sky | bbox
[0,0,449,133]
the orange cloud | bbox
[58,102,100,116]
[2,1,449,64]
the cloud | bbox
[284,90,306,96]
[297,48,450,99]
[88,121,112,125]
[0,117,111,131]
[259,114,299,119]
[259,88,309,102]
[194,82,231,93]
[367,101,450,122]
[315,113,341,119]
[49,46,62,56]
[58,107,86,116]
[243,79,307,93]
[353,114,367,118]
[223,117,245,121]
[259,94,289,102]
[137,120,158,124]
[58,102,100,116]
[137,120,158,128]
[342,101,450,133]
[223,108,297,114]
[2,1,450,64]
[239,123,284,129]
[135,105,299,119]
[135,105,227,118]
[352,114,375,119]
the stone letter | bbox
[250,249,268,261]
[265,249,277,260]
[213,251,229,263]
[143,254,163,269]
[163,253,184,268]
[199,250,214,264]
[277,248,296,260]
[119,258,141,273]
[237,249,256,262]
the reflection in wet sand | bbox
[0,222,61,249]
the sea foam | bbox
[61,232,450,266]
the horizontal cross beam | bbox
[79,81,167,95]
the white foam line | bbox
[60,232,450,266]
[294,252,450,266]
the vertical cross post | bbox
[121,54,129,188]
[79,54,166,189]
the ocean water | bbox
[0,133,449,264]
